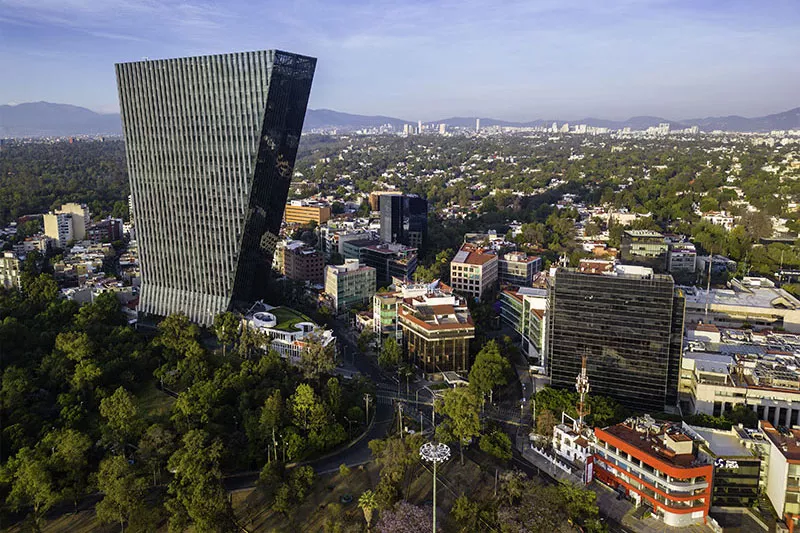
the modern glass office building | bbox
[116,50,315,325]
[379,194,428,249]
[547,265,685,411]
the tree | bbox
[95,455,149,532]
[213,311,240,357]
[451,494,481,533]
[559,481,600,528]
[137,424,176,486]
[435,387,481,465]
[378,337,402,369]
[357,329,376,353]
[479,429,512,461]
[740,211,773,241]
[299,337,336,380]
[100,386,142,454]
[536,409,558,438]
[23,273,59,308]
[326,377,342,416]
[376,501,432,533]
[166,430,233,533]
[468,340,509,404]
[358,490,378,530]
[4,447,57,530]
[41,428,92,510]
[497,471,563,532]
[260,390,284,462]
[290,383,320,432]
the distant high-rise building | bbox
[476,118,480,132]
[403,124,411,135]
[439,123,447,135]
[116,50,316,326]
[551,122,558,133]
[418,120,423,134]
[379,194,428,249]
[547,264,685,411]
[560,123,570,133]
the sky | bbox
[0,0,798,121]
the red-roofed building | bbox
[450,244,498,302]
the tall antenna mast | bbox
[576,353,591,429]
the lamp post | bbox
[419,442,451,533]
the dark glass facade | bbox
[379,194,428,249]
[547,268,685,411]
[116,50,315,325]
[620,230,668,272]
[712,458,760,507]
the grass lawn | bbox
[136,380,176,424]
[269,306,313,332]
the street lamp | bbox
[419,442,451,533]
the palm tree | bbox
[358,489,378,530]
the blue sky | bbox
[1,0,798,121]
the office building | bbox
[368,190,402,211]
[379,194,428,248]
[592,417,713,527]
[547,264,685,411]
[0,251,21,290]
[359,242,417,287]
[620,229,668,272]
[498,251,542,287]
[397,282,475,373]
[667,242,697,274]
[691,424,766,509]
[284,200,331,226]
[439,123,446,135]
[476,118,480,132]
[374,278,453,342]
[116,50,315,326]
[499,286,548,371]
[324,259,376,312]
[450,244,498,302]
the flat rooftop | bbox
[761,421,800,462]
[690,426,755,458]
[682,285,800,310]
[598,420,700,468]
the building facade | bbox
[500,286,548,371]
[0,251,21,290]
[284,200,331,226]
[398,287,474,373]
[44,203,90,247]
[668,243,697,274]
[547,265,685,411]
[450,244,498,302]
[244,303,335,363]
[324,259,376,312]
[379,194,428,249]
[498,251,542,287]
[592,419,713,527]
[116,50,315,325]
[620,230,668,272]
[279,241,324,284]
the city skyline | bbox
[2,0,799,121]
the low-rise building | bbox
[592,416,713,527]
[668,242,697,274]
[620,229,668,272]
[276,240,325,284]
[244,303,336,364]
[284,200,331,226]
[498,251,542,287]
[324,259,376,312]
[0,251,22,289]
[702,211,735,231]
[396,282,475,373]
[682,278,800,332]
[359,242,417,287]
[87,218,123,243]
[450,244,498,302]
[760,421,800,531]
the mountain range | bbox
[1,101,799,137]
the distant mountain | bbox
[684,107,800,132]
[2,102,799,137]
[0,102,122,137]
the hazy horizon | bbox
[1,0,799,122]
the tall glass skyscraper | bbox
[116,50,315,325]
[546,266,685,411]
